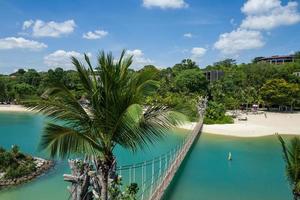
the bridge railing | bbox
[117,97,207,200]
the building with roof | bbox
[257,55,295,64]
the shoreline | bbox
[0,158,54,189]
[179,111,300,138]
[0,105,32,113]
[1,105,299,138]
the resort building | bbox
[257,55,295,64]
[203,70,224,82]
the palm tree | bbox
[26,50,185,200]
[277,134,300,200]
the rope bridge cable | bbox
[64,98,207,200]
[117,97,207,200]
[117,119,204,200]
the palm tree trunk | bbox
[98,154,114,200]
[100,169,109,200]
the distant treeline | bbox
[0,55,300,123]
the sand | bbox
[180,112,300,137]
[0,105,31,112]
[1,105,299,137]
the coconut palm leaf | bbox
[277,134,300,198]
[24,50,188,200]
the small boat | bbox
[228,152,232,161]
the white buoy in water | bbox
[228,152,232,161]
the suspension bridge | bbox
[64,98,207,200]
[117,98,207,200]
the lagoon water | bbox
[0,112,292,200]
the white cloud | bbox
[183,33,193,38]
[191,47,206,60]
[0,37,47,50]
[214,29,264,55]
[22,19,76,37]
[22,20,34,30]
[214,0,300,55]
[126,49,153,69]
[143,0,188,9]
[83,30,108,39]
[241,0,281,14]
[44,50,91,69]
[241,0,300,30]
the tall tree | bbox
[25,50,185,200]
[0,77,7,102]
[260,79,300,110]
[174,68,208,94]
[21,69,41,86]
[252,56,264,63]
[213,59,236,67]
[173,59,198,72]
[277,134,300,200]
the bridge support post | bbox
[133,164,135,183]
[141,162,145,200]
[150,159,155,194]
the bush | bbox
[0,146,36,179]
[204,115,234,124]
[204,101,233,124]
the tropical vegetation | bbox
[0,52,300,125]
[277,134,300,200]
[25,50,186,200]
[0,145,36,179]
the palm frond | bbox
[277,134,300,187]
[40,123,102,158]
[114,104,187,151]
[277,133,292,168]
[22,50,189,161]
[71,56,96,95]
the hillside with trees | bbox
[0,53,300,124]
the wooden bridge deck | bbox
[148,119,204,200]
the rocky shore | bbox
[0,157,54,188]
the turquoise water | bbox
[0,112,292,200]
[165,134,292,200]
[0,112,185,199]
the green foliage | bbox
[0,145,36,179]
[204,101,233,124]
[213,59,236,67]
[20,69,41,86]
[109,177,139,200]
[260,79,300,108]
[277,135,300,199]
[294,51,300,61]
[138,65,160,81]
[26,51,186,158]
[2,53,300,121]
[145,93,199,121]
[24,50,187,200]
[0,77,7,102]
[172,59,199,72]
[206,61,300,110]
[174,69,208,94]
[252,57,264,63]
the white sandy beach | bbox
[180,112,300,137]
[0,105,31,112]
[1,105,299,137]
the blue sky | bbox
[0,0,300,73]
